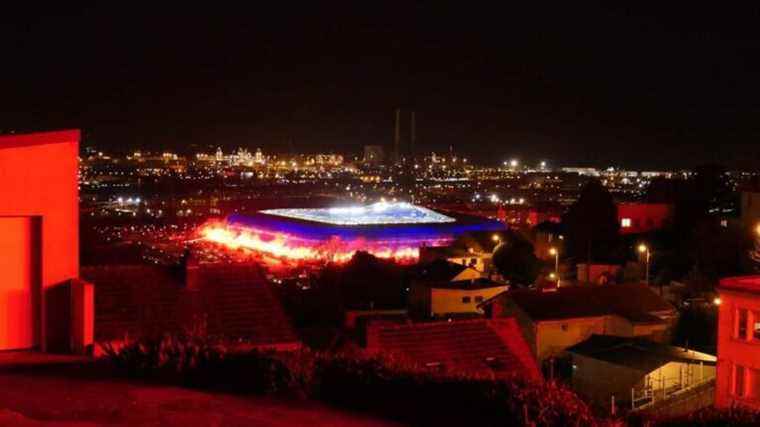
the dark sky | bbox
[2,4,760,169]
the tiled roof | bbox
[367,318,541,381]
[84,264,299,349]
[498,283,674,324]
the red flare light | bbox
[198,222,443,265]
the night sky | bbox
[2,4,760,169]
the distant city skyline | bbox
[3,4,760,169]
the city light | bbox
[492,234,501,243]
[713,297,722,306]
[638,243,648,253]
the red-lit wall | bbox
[0,130,80,351]
[617,203,673,235]
[716,281,760,409]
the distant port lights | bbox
[261,202,456,226]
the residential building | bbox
[568,335,716,412]
[483,284,676,362]
[617,203,673,235]
[409,277,508,318]
[715,275,760,409]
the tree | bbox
[491,233,541,287]
[562,179,620,264]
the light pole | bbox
[549,247,559,287]
[638,243,650,285]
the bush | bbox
[102,336,610,426]
[309,353,604,426]
[102,334,294,394]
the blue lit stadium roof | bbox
[260,202,456,226]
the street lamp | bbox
[638,244,651,285]
[549,247,559,287]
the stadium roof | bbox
[261,202,455,226]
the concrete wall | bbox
[430,286,507,316]
[0,130,83,352]
[536,317,609,361]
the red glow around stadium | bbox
[199,221,443,265]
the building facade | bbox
[715,276,760,409]
[0,130,93,353]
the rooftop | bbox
[367,318,542,381]
[261,202,455,226]
[488,283,674,324]
[719,275,760,295]
[567,335,716,372]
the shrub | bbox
[101,334,293,394]
[308,352,605,427]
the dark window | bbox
[462,296,471,303]
[475,296,484,303]
[735,365,746,397]
[738,309,748,340]
[751,369,760,400]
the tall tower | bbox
[410,111,416,158]
[393,108,401,164]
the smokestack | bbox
[410,111,416,157]
[394,108,401,163]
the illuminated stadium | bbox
[200,202,504,264]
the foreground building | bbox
[0,130,93,353]
[568,335,715,413]
[715,276,760,409]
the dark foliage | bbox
[102,335,609,426]
[101,334,294,394]
[562,179,621,264]
[309,353,605,427]
[492,232,542,286]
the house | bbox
[408,278,508,318]
[715,275,760,409]
[366,318,542,381]
[419,230,509,274]
[576,263,621,285]
[617,203,673,235]
[482,284,676,362]
[568,335,716,411]
[414,259,484,283]
[0,130,93,354]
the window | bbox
[735,365,746,397]
[462,296,471,303]
[561,323,569,331]
[475,296,484,303]
[738,309,748,340]
[751,369,760,400]
[621,218,632,228]
[755,313,760,341]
